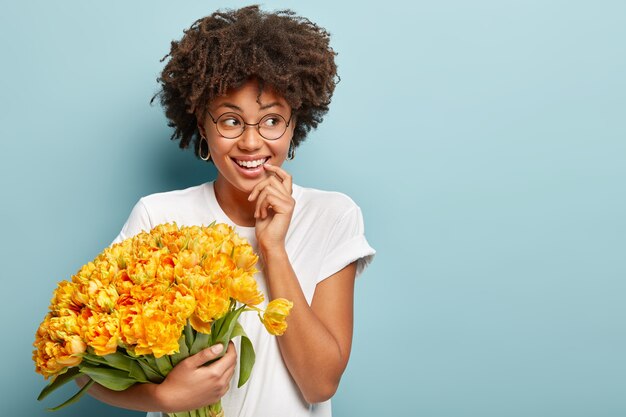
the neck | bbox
[214,177,257,227]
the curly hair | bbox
[151,5,339,157]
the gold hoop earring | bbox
[287,141,296,160]
[199,136,211,161]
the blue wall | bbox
[1,1,625,416]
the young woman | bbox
[79,5,375,417]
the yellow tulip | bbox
[192,282,230,329]
[262,299,293,336]
[82,311,120,356]
[135,305,182,358]
[229,269,264,306]
[119,304,143,346]
[233,244,258,270]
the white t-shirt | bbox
[112,181,375,417]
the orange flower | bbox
[56,336,87,367]
[83,282,119,313]
[71,261,97,285]
[262,298,293,336]
[191,282,230,332]
[82,310,120,356]
[114,269,134,296]
[203,253,236,284]
[229,268,264,306]
[33,314,86,378]
[47,313,82,341]
[119,304,143,347]
[163,284,196,323]
[157,254,176,282]
[33,339,80,379]
[49,281,82,313]
[135,301,183,358]
[129,281,168,303]
[233,244,258,270]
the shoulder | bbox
[289,184,375,281]
[293,184,361,217]
[139,182,209,209]
[136,182,211,221]
[113,183,211,244]
[290,184,365,238]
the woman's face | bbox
[199,79,294,194]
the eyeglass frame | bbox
[205,110,293,141]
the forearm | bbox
[76,375,163,412]
[76,340,236,413]
[261,249,350,403]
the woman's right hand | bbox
[156,342,237,413]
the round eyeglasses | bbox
[206,111,292,140]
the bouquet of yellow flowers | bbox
[33,222,292,417]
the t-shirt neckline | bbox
[203,181,255,233]
[202,180,302,235]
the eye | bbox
[218,114,242,129]
[261,115,285,128]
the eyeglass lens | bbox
[215,113,288,140]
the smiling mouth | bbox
[232,157,269,169]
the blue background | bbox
[1,1,625,416]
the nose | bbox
[237,124,264,150]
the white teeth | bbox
[236,158,268,168]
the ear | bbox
[196,113,207,138]
[289,114,297,132]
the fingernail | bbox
[210,344,223,354]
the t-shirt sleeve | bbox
[317,206,375,283]
[110,199,153,245]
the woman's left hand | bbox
[248,163,295,251]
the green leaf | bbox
[46,379,95,411]
[211,314,228,340]
[81,352,109,366]
[222,322,256,388]
[82,351,134,373]
[237,334,255,388]
[171,334,190,367]
[128,361,149,383]
[37,367,80,401]
[190,332,210,355]
[154,355,173,375]
[102,352,134,372]
[214,306,246,347]
[184,320,195,352]
[136,358,164,383]
[230,322,246,339]
[79,365,137,391]
[141,355,159,373]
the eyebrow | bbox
[216,101,285,112]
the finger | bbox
[267,174,289,194]
[256,177,289,206]
[255,186,274,219]
[224,341,237,357]
[263,164,293,194]
[254,185,273,218]
[254,185,288,218]
[204,343,237,376]
[186,343,224,368]
[261,192,290,219]
[248,175,288,202]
